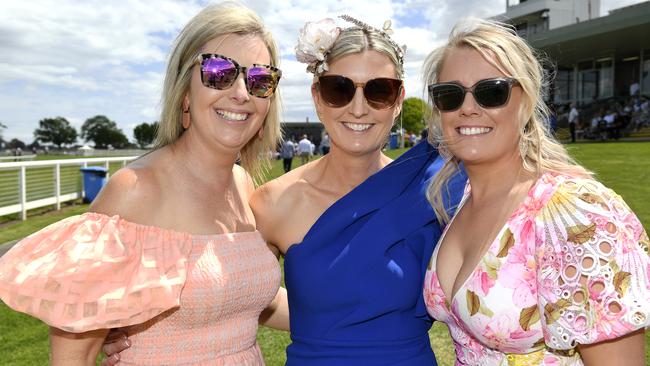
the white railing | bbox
[0,156,138,220]
[0,155,37,161]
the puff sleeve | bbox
[535,177,650,350]
[0,212,193,333]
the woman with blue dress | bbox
[250,16,464,365]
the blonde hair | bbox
[423,18,591,224]
[325,27,404,79]
[154,2,282,183]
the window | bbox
[577,60,597,102]
[596,59,613,98]
[553,69,574,103]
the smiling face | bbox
[185,33,271,153]
[437,47,523,167]
[312,50,404,156]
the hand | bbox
[100,329,131,366]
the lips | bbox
[457,126,492,136]
[342,122,372,132]
[215,109,249,121]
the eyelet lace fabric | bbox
[423,173,650,365]
[0,212,281,365]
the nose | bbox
[458,91,481,117]
[229,73,250,104]
[349,86,368,118]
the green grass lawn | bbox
[1,143,649,365]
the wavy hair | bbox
[423,18,591,224]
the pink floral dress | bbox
[424,173,650,365]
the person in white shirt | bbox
[629,81,639,97]
[281,138,296,173]
[298,134,312,165]
[320,133,330,155]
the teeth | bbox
[343,122,372,132]
[216,110,248,121]
[458,127,492,136]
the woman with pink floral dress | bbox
[422,18,649,365]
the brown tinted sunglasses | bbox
[316,75,403,109]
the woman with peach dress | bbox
[0,3,286,365]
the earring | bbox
[182,106,191,129]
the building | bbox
[494,0,650,104]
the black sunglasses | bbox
[197,53,282,98]
[428,77,519,112]
[316,75,403,110]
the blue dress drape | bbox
[284,141,466,365]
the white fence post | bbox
[0,156,137,219]
[19,166,26,221]
[55,163,61,211]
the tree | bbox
[133,121,158,148]
[81,115,129,149]
[395,97,431,134]
[6,138,26,150]
[33,117,78,148]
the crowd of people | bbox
[554,95,650,142]
[279,133,332,173]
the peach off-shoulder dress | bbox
[0,212,281,365]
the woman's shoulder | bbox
[252,161,318,210]
[532,172,650,350]
[537,172,625,210]
[90,154,162,221]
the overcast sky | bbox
[0,0,645,144]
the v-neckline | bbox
[431,174,543,312]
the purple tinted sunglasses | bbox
[197,53,282,98]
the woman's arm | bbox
[259,287,290,331]
[50,327,109,366]
[578,329,645,366]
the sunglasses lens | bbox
[474,79,511,108]
[201,57,238,89]
[430,84,465,111]
[365,78,402,109]
[318,76,355,107]
[247,67,280,98]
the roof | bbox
[526,1,650,65]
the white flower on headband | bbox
[295,18,340,74]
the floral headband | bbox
[295,15,406,75]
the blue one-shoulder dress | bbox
[284,142,465,365]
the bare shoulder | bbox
[89,155,161,221]
[250,162,314,242]
[250,162,312,215]
[233,164,255,197]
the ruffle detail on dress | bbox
[0,212,193,333]
[535,176,650,349]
